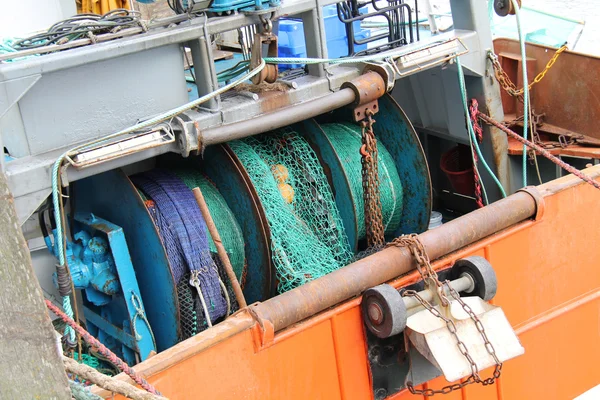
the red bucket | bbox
[440,145,475,196]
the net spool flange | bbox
[319,93,432,236]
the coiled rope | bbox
[12,10,145,50]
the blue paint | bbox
[74,170,179,352]
[278,6,370,71]
[83,306,138,351]
[376,94,432,234]
[209,0,279,13]
[47,212,156,364]
[48,228,115,307]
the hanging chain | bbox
[387,234,503,396]
[488,43,568,98]
[360,109,385,247]
[468,100,485,208]
[387,234,446,304]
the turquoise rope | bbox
[51,155,75,343]
[69,380,103,400]
[512,0,529,186]
[456,58,507,199]
[263,38,451,65]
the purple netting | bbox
[132,169,226,322]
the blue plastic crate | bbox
[278,5,370,71]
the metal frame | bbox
[1,0,491,227]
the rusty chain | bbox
[488,43,568,98]
[475,106,600,191]
[360,109,385,248]
[387,234,446,305]
[387,234,503,396]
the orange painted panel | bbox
[504,292,600,400]
[330,307,373,400]
[488,184,600,327]
[149,320,341,399]
[109,174,600,400]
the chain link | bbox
[488,44,567,98]
[387,234,503,396]
[360,109,385,247]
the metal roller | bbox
[362,257,498,339]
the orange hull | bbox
[97,167,600,400]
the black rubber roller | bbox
[362,284,407,339]
[451,256,498,301]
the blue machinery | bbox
[0,0,509,374]
[65,93,430,356]
[44,213,155,364]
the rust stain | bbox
[494,38,600,140]
[258,90,292,114]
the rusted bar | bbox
[251,191,538,332]
[192,187,247,309]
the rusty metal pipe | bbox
[200,88,356,147]
[251,191,538,332]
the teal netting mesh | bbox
[320,122,404,238]
[229,129,353,293]
[172,169,246,281]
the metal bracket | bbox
[73,213,156,363]
[247,304,275,349]
[0,74,41,119]
[341,71,386,122]
[517,186,545,220]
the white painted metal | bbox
[406,297,525,383]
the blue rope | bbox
[131,169,227,323]
[51,152,76,343]
[69,380,103,400]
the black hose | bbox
[38,208,49,239]
[13,9,143,50]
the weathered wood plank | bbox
[0,172,70,399]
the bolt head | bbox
[368,302,384,325]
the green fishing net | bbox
[320,122,404,238]
[229,129,353,293]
